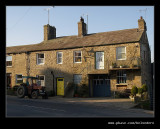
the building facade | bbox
[6,16,152,97]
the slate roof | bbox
[6,28,144,54]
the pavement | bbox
[41,96,154,115]
[6,95,154,117]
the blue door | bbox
[93,76,110,97]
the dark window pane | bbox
[58,79,63,81]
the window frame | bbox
[36,75,45,87]
[74,51,82,63]
[57,52,63,64]
[95,51,104,69]
[16,74,23,84]
[116,46,126,60]
[116,70,127,84]
[6,55,12,67]
[37,53,45,65]
[73,74,82,84]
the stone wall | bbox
[6,42,146,96]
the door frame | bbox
[89,74,110,97]
[56,77,64,96]
[7,73,12,88]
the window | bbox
[116,47,126,60]
[37,75,45,86]
[73,74,82,84]
[37,53,44,65]
[95,52,104,69]
[6,56,12,67]
[74,51,82,63]
[16,74,23,84]
[57,52,63,64]
[117,70,127,84]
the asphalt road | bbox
[6,95,154,118]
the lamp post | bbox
[51,71,55,96]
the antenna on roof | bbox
[83,13,88,34]
[139,8,147,20]
[44,6,54,25]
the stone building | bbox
[6,16,152,97]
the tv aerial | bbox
[139,8,147,20]
[44,6,54,25]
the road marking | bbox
[22,105,66,112]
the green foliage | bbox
[138,87,143,95]
[142,84,147,92]
[131,86,138,96]
[78,84,89,97]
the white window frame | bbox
[6,55,12,67]
[116,46,126,60]
[37,53,45,65]
[73,74,82,84]
[36,75,45,87]
[95,51,104,69]
[74,51,82,63]
[16,74,23,84]
[57,52,63,64]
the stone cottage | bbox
[6,16,152,97]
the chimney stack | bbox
[78,17,87,37]
[138,16,147,31]
[44,24,56,41]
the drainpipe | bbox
[51,71,55,96]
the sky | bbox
[6,6,154,62]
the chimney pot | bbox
[138,16,147,31]
[78,17,87,37]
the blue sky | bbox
[6,6,154,62]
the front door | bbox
[57,78,64,96]
[96,52,104,69]
[7,73,12,88]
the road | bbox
[6,95,154,118]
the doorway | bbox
[89,74,110,97]
[7,73,12,88]
[56,78,64,96]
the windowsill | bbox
[74,62,82,63]
[6,66,12,67]
[37,63,45,65]
[116,83,128,85]
[116,59,126,60]
[95,68,104,70]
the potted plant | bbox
[112,62,117,68]
[138,87,143,98]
